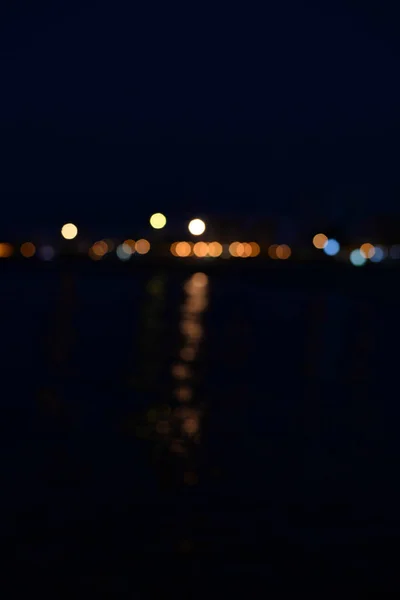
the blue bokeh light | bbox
[370,246,385,263]
[323,239,340,256]
[350,249,366,266]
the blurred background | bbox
[1,0,400,595]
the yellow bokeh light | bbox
[150,213,167,229]
[188,218,206,236]
[61,223,78,240]
[276,244,291,259]
[208,241,223,257]
[176,241,192,257]
[313,233,328,249]
[360,243,375,259]
[0,243,13,258]
[20,242,36,258]
[135,239,150,254]
[193,241,208,257]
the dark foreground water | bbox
[1,264,400,595]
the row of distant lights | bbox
[313,233,395,266]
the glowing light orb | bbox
[149,213,167,229]
[188,219,206,236]
[61,223,78,240]
[350,249,366,266]
[313,233,328,249]
[323,239,340,256]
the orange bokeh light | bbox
[124,239,136,252]
[135,239,150,254]
[208,241,223,257]
[20,242,36,258]
[250,242,260,257]
[175,241,192,257]
[193,241,208,257]
[276,244,291,259]
[268,244,278,259]
[313,233,328,249]
[91,240,108,257]
[0,243,13,258]
[360,243,375,259]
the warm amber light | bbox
[268,244,278,259]
[124,239,136,252]
[20,242,36,258]
[208,241,223,257]
[193,241,208,257]
[61,223,78,240]
[191,272,208,288]
[241,243,252,258]
[170,242,178,256]
[276,244,291,259]
[360,243,375,259]
[150,213,167,229]
[229,242,240,257]
[0,243,13,258]
[176,241,192,257]
[250,242,260,257]
[313,233,328,249]
[135,239,150,254]
[188,218,206,236]
[91,240,108,257]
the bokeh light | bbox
[175,241,192,257]
[350,249,366,266]
[268,244,278,259]
[124,239,136,252]
[91,240,108,257]
[116,244,132,261]
[39,245,55,261]
[276,244,291,259]
[250,242,260,257]
[193,241,208,257]
[360,243,375,259]
[370,246,385,263]
[323,239,340,256]
[313,233,328,249]
[20,242,36,258]
[135,239,150,254]
[191,272,208,288]
[61,223,78,240]
[0,243,14,258]
[188,219,206,236]
[229,242,240,257]
[208,241,223,257]
[150,213,167,229]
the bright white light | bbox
[150,213,167,229]
[61,223,78,240]
[188,218,206,236]
[323,239,340,256]
[350,249,366,266]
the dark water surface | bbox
[1,266,400,594]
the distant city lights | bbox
[61,223,78,240]
[188,219,206,236]
[323,239,340,256]
[350,249,366,267]
[150,213,167,229]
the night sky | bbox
[1,1,400,230]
